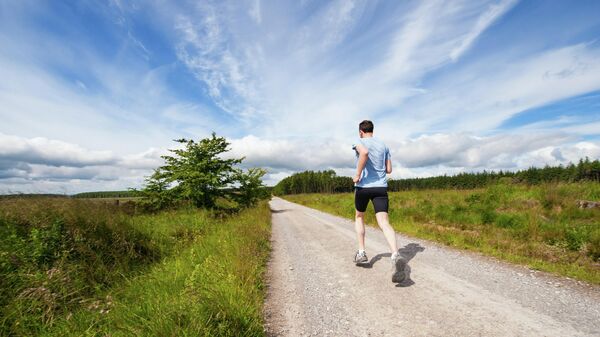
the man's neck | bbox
[361,133,374,138]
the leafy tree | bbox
[138,133,266,210]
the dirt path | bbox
[263,197,600,337]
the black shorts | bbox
[354,187,389,213]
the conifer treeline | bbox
[72,190,140,198]
[272,170,354,195]
[273,158,600,195]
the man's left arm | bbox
[385,147,392,174]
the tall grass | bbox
[284,183,600,284]
[0,198,271,336]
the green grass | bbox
[283,182,600,285]
[0,198,271,336]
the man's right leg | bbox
[354,188,369,265]
[353,210,368,264]
[372,188,397,254]
[372,188,406,282]
[355,210,366,251]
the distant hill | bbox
[0,193,68,198]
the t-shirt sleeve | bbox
[352,139,363,151]
[385,146,391,160]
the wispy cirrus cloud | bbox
[449,0,519,61]
[388,42,600,136]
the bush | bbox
[494,214,523,229]
[565,226,588,252]
[480,208,497,224]
[588,230,600,261]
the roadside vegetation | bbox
[0,198,270,336]
[1,134,271,336]
[283,182,600,285]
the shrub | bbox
[588,230,600,261]
[480,207,497,224]
[565,227,588,252]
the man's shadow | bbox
[356,243,425,287]
[270,208,288,213]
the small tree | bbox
[232,168,268,208]
[136,175,174,212]
[139,133,266,210]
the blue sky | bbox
[1,0,600,193]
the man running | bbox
[352,120,405,283]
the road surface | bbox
[263,197,600,337]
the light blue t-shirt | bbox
[352,137,391,188]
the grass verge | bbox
[283,183,600,285]
[1,198,271,336]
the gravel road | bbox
[263,197,600,337]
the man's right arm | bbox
[353,144,369,183]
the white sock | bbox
[391,251,399,260]
[358,249,365,254]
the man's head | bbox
[359,120,374,138]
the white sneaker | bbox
[391,252,406,283]
[354,250,368,265]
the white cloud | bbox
[227,132,599,184]
[0,133,116,167]
[227,135,353,171]
[0,133,157,193]
[388,132,573,168]
[1,130,599,193]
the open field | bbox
[283,183,600,284]
[0,198,271,336]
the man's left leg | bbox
[376,212,406,282]
[374,212,398,253]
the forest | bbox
[273,158,600,195]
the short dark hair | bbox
[359,120,374,133]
